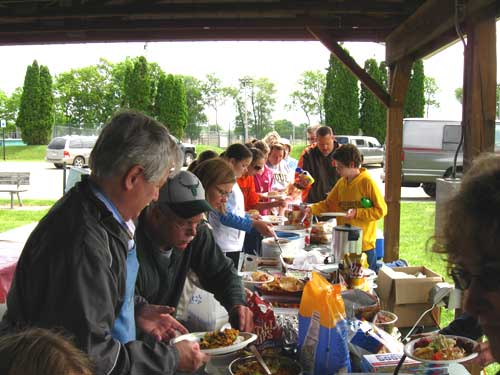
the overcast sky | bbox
[0,23,498,129]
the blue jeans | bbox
[365,249,378,272]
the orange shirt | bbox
[237,175,260,211]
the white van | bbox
[336,135,385,166]
[46,135,98,168]
[387,118,500,197]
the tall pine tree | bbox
[16,60,54,145]
[123,56,152,114]
[359,58,386,142]
[155,74,187,138]
[404,59,425,118]
[37,65,55,144]
[324,51,359,135]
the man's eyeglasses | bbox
[216,186,231,197]
[253,165,263,171]
[450,266,500,292]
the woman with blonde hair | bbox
[0,328,94,375]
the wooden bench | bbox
[0,172,30,209]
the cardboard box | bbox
[361,353,449,374]
[377,266,443,327]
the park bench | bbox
[0,172,30,209]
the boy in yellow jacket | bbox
[306,144,387,271]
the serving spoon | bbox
[249,344,272,375]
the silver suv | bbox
[336,135,384,166]
[46,135,97,168]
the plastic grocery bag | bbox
[298,272,351,374]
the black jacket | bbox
[135,216,245,312]
[0,178,179,375]
[300,145,340,203]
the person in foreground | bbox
[306,144,387,271]
[0,327,94,375]
[135,170,254,334]
[433,153,500,368]
[0,111,208,374]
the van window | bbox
[48,137,66,150]
[69,139,83,148]
[82,138,96,148]
[355,139,365,146]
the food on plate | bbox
[199,328,240,350]
[411,335,474,361]
[282,256,294,265]
[247,209,260,216]
[232,356,301,375]
[310,222,334,244]
[268,191,282,197]
[260,276,304,293]
[242,271,273,282]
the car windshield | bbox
[336,136,348,144]
[48,138,66,150]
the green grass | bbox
[0,208,50,232]
[0,199,56,207]
[290,143,306,160]
[195,144,224,155]
[0,145,46,161]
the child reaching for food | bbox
[304,144,387,271]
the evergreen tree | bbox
[359,59,386,142]
[404,59,425,118]
[123,56,152,114]
[16,61,41,145]
[37,65,54,144]
[155,74,187,138]
[324,51,359,135]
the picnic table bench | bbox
[0,172,30,208]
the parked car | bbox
[336,135,384,166]
[381,118,500,197]
[171,136,197,166]
[45,135,97,168]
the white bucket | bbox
[262,238,299,259]
[273,225,307,250]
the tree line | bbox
[0,49,439,145]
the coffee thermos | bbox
[332,224,362,263]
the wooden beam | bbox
[462,4,497,171]
[384,57,412,262]
[309,28,391,108]
[385,0,498,66]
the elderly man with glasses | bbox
[135,171,254,338]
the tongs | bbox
[273,233,284,254]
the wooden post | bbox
[383,58,412,262]
[462,6,497,171]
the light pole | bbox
[239,77,252,143]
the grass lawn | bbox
[0,145,46,162]
[195,144,224,155]
[0,208,50,232]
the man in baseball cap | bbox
[135,171,253,339]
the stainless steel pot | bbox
[332,224,362,262]
[229,354,302,375]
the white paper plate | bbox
[404,335,478,364]
[239,271,275,285]
[257,192,287,199]
[261,215,288,224]
[319,212,346,217]
[170,331,257,355]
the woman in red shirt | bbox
[237,147,286,215]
